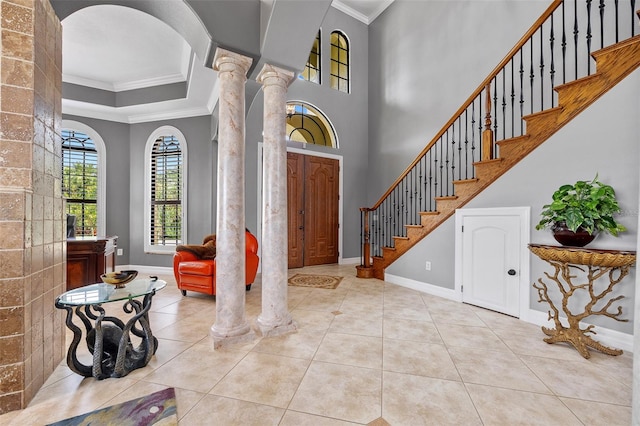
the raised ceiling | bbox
[60,0,393,124]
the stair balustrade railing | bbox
[359,0,638,272]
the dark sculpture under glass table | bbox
[55,277,166,379]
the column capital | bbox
[213,48,253,75]
[256,64,295,88]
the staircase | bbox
[357,0,640,280]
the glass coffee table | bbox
[55,277,166,379]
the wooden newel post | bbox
[482,83,494,161]
[356,208,375,278]
[361,207,371,268]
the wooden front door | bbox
[287,152,339,268]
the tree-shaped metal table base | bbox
[529,244,635,359]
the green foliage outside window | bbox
[62,130,98,236]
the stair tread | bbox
[592,34,640,57]
[453,178,479,184]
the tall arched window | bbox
[330,31,349,93]
[144,126,187,253]
[299,30,321,84]
[286,101,338,148]
[61,121,106,236]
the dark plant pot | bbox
[552,223,597,247]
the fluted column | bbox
[256,64,297,337]
[210,48,254,348]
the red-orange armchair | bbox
[173,230,259,296]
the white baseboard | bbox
[524,309,633,353]
[384,273,461,302]
[340,257,360,265]
[384,273,633,353]
[120,265,173,276]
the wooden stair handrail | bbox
[368,0,563,211]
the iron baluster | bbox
[478,91,484,161]
[450,126,456,188]
[391,188,396,246]
[530,37,535,115]
[457,119,462,181]
[471,100,477,168]
[427,151,433,211]
[493,78,498,146]
[599,0,605,49]
[411,169,420,224]
[574,0,579,80]
[519,49,524,134]
[614,0,619,42]
[434,141,439,198]
[631,0,636,37]
[403,177,407,231]
[540,25,545,111]
[409,169,414,224]
[464,110,469,179]
[586,0,593,75]
[439,137,445,197]
[510,59,516,137]
[418,157,423,213]
[501,68,507,141]
[445,132,450,196]
[550,13,556,106]
[562,1,567,84]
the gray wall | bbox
[372,1,639,333]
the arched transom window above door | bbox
[285,102,338,148]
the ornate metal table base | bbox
[55,280,164,379]
[529,244,635,359]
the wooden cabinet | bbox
[66,236,118,290]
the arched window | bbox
[330,31,349,93]
[285,101,338,148]
[299,30,321,84]
[144,126,187,253]
[61,121,106,236]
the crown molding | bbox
[331,0,369,24]
[127,105,211,124]
[62,99,211,124]
[63,48,192,92]
[331,0,394,25]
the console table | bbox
[67,236,118,290]
[529,244,636,359]
[55,277,166,379]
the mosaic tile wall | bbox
[0,0,65,414]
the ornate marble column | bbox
[210,48,254,348]
[256,64,297,337]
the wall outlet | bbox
[117,249,123,256]
[425,261,431,271]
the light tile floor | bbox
[0,264,633,425]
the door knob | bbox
[507,269,517,276]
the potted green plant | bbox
[535,175,626,247]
